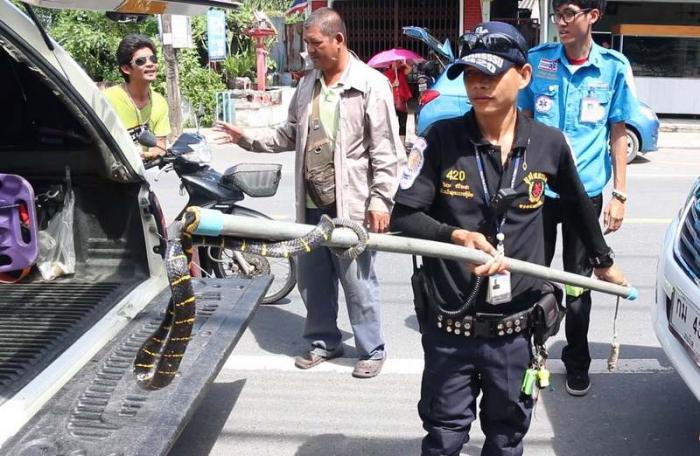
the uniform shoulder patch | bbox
[399,137,427,190]
[529,43,558,54]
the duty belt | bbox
[434,307,533,338]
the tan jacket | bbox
[238,55,407,223]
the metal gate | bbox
[333,0,460,62]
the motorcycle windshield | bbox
[171,133,212,164]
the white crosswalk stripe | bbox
[224,355,674,375]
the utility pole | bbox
[161,14,183,139]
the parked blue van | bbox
[405,27,659,163]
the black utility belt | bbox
[433,307,533,338]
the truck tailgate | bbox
[1,276,270,456]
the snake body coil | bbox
[185,208,369,260]
[133,209,369,390]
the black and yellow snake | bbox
[133,209,368,390]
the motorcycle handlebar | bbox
[143,154,176,170]
[143,156,163,170]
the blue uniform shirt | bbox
[519,42,638,197]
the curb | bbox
[659,121,700,133]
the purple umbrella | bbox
[367,48,424,68]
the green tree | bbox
[49,11,158,82]
[11,2,290,126]
[155,48,225,127]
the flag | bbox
[286,0,307,15]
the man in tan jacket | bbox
[215,7,406,378]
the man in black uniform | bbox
[390,22,626,456]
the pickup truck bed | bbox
[1,276,269,456]
[0,281,138,406]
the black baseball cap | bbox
[446,22,529,80]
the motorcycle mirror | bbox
[137,131,158,148]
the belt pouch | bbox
[305,80,336,208]
[410,256,429,333]
[532,282,565,345]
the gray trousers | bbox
[297,208,385,360]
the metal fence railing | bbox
[215,91,236,124]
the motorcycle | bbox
[139,130,296,304]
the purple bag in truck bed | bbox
[0,174,38,272]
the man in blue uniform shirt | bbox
[519,0,638,396]
[392,22,627,456]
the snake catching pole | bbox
[188,208,639,301]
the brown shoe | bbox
[294,348,343,370]
[352,358,385,379]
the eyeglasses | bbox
[131,54,158,66]
[460,32,526,60]
[549,8,592,24]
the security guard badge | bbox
[399,137,426,189]
[519,172,547,210]
[535,95,553,114]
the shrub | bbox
[155,48,226,128]
[49,10,158,82]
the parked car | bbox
[405,27,660,163]
[0,1,267,454]
[654,177,700,401]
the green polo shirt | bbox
[318,76,342,141]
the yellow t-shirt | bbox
[103,84,171,145]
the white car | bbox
[654,177,700,401]
[0,1,264,455]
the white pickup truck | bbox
[0,1,267,454]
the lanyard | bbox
[474,147,521,232]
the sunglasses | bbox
[131,54,158,66]
[460,32,526,60]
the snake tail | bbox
[133,239,196,390]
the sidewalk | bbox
[659,118,700,133]
[226,86,700,135]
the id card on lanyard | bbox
[474,148,522,305]
[580,91,605,124]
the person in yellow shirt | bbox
[104,34,170,160]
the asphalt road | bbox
[152,130,700,456]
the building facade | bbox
[309,0,537,61]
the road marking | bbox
[628,173,699,178]
[624,218,672,224]
[223,355,674,375]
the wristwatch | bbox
[591,249,615,269]
[612,189,627,203]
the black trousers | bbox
[542,194,604,376]
[397,110,408,136]
[419,324,533,456]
